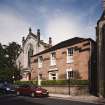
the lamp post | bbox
[68,74,71,96]
[12,75,15,83]
[68,69,73,96]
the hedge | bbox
[15,80,88,86]
[15,80,37,85]
[41,80,88,86]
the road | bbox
[0,95,102,105]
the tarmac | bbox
[1,93,105,104]
[49,94,105,105]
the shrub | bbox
[41,80,88,86]
[15,80,37,85]
[15,80,88,86]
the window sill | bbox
[66,62,73,64]
[50,64,56,67]
[38,67,43,69]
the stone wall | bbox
[42,85,89,96]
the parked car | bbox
[15,84,49,97]
[0,82,15,94]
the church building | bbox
[16,28,51,81]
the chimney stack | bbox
[37,29,40,46]
[49,37,52,46]
[22,37,25,46]
[29,27,32,34]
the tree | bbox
[0,42,21,82]
[0,43,8,68]
[6,42,21,67]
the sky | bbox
[0,0,103,45]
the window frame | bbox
[49,72,58,80]
[66,68,74,79]
[50,51,56,66]
[67,47,74,63]
[38,56,43,68]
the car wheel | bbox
[31,92,35,97]
[16,91,20,95]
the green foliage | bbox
[0,67,21,82]
[15,80,88,86]
[15,80,37,85]
[41,80,88,86]
[0,42,21,82]
[6,42,21,66]
[41,80,67,85]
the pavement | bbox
[1,93,105,104]
[49,94,105,105]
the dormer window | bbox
[50,52,56,66]
[67,47,74,63]
[38,56,43,68]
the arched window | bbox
[28,44,33,67]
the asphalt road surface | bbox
[0,95,102,105]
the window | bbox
[67,48,74,63]
[39,74,42,80]
[38,56,43,68]
[49,72,58,80]
[66,68,74,79]
[28,44,33,67]
[50,52,56,66]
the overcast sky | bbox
[0,0,103,45]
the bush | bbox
[41,80,67,86]
[15,80,37,85]
[15,80,88,86]
[41,80,88,86]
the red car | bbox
[15,84,49,97]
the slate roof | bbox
[32,37,94,57]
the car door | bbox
[23,85,31,95]
[17,85,24,94]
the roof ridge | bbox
[32,37,92,57]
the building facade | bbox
[96,10,105,97]
[16,28,51,81]
[31,37,96,88]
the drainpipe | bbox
[89,40,92,94]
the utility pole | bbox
[37,29,41,86]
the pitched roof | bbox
[33,37,94,57]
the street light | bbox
[12,75,15,83]
[5,54,9,58]
[68,69,73,96]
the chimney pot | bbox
[22,37,25,46]
[49,37,52,46]
[37,29,40,46]
[29,27,32,33]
